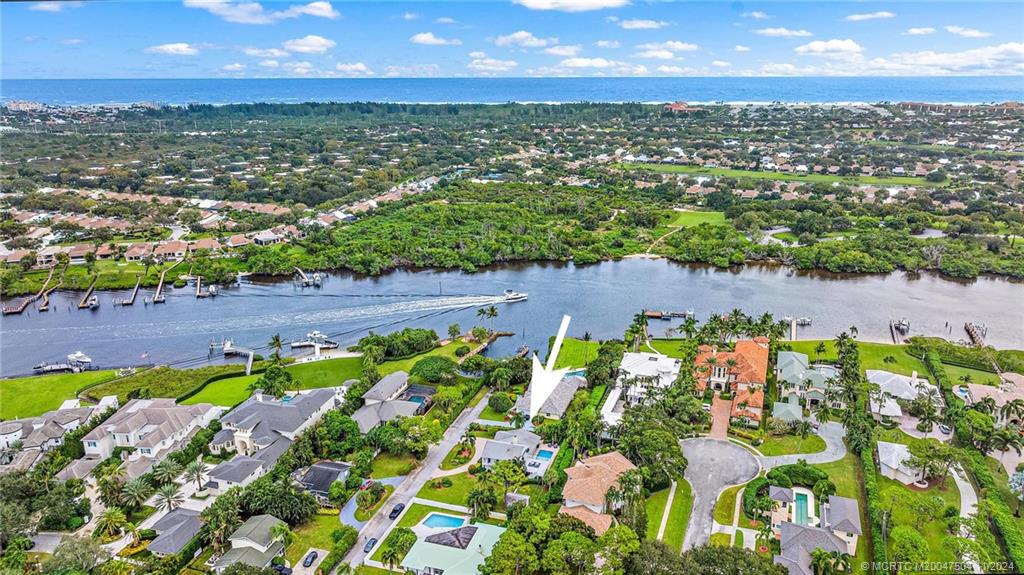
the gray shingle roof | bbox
[769,485,794,503]
[209,456,263,483]
[362,371,409,402]
[824,495,862,535]
[148,508,201,556]
[351,400,419,433]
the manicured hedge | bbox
[860,446,887,567]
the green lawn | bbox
[984,456,1024,534]
[709,533,731,547]
[878,475,960,564]
[785,340,929,378]
[478,405,510,422]
[440,442,475,471]
[669,211,727,228]
[356,566,393,575]
[416,471,477,506]
[355,485,395,521]
[378,339,467,375]
[0,370,117,420]
[552,337,601,370]
[647,339,693,360]
[285,514,340,565]
[714,484,742,525]
[645,488,671,540]
[943,363,1001,387]
[370,453,418,479]
[663,480,693,551]
[756,434,826,457]
[182,356,363,406]
[812,451,862,500]
[620,162,937,187]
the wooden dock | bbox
[38,282,62,312]
[152,261,179,304]
[195,276,203,298]
[965,322,987,347]
[77,276,98,309]
[2,266,55,315]
[116,276,142,306]
[457,331,514,364]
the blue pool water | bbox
[408,395,426,405]
[567,370,587,377]
[423,513,465,529]
[795,493,810,526]
[536,449,554,460]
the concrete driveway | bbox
[31,532,64,554]
[680,438,760,550]
[758,422,847,469]
[291,547,329,575]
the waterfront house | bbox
[694,338,770,426]
[124,243,153,262]
[252,230,281,246]
[515,374,585,420]
[207,389,337,494]
[154,240,188,261]
[559,451,636,535]
[35,245,63,267]
[480,428,556,478]
[213,515,287,573]
[617,352,682,404]
[148,508,202,557]
[400,523,506,575]
[876,441,920,485]
[79,398,220,478]
[867,370,942,420]
[66,244,95,265]
[776,351,844,409]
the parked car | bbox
[939,424,952,435]
[363,538,378,553]
[302,552,318,568]
[388,503,406,519]
[360,479,375,490]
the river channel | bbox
[1,259,1021,377]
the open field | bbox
[786,340,929,378]
[756,434,826,456]
[416,471,476,506]
[669,210,727,228]
[620,162,937,187]
[0,370,116,420]
[370,453,417,479]
[648,339,692,359]
[378,339,467,375]
[552,337,601,370]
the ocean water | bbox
[2,76,1022,106]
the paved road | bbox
[758,422,847,469]
[292,547,329,575]
[343,394,491,566]
[951,465,982,574]
[339,475,404,530]
[31,532,64,554]
[680,438,760,550]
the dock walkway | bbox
[2,266,55,315]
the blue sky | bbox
[2,1,1022,78]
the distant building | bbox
[0,396,118,473]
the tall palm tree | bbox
[380,545,401,570]
[121,478,153,511]
[269,333,284,362]
[582,332,593,365]
[154,483,184,512]
[96,507,129,538]
[1001,399,1024,424]
[810,548,835,575]
[795,420,813,438]
[814,342,828,362]
[152,459,182,485]
[959,373,973,385]
[756,523,774,550]
[184,460,206,490]
[829,551,852,573]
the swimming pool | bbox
[567,369,587,377]
[408,395,426,405]
[536,449,554,460]
[794,492,810,525]
[422,513,465,529]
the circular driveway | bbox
[680,438,761,550]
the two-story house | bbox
[693,338,769,427]
[213,515,287,573]
[0,396,118,473]
[351,371,434,433]
[559,451,637,535]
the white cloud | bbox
[384,64,441,77]
[560,57,615,68]
[512,0,630,12]
[711,60,731,67]
[222,63,246,72]
[945,25,992,38]
[61,38,82,45]
[402,12,418,20]
[544,45,582,56]
[634,49,675,59]
[282,61,315,75]
[845,11,895,22]
[244,47,289,58]
[495,30,553,48]
[595,40,620,48]
[469,57,518,73]
[435,17,456,24]
[755,27,813,38]
[145,42,200,56]
[734,44,751,52]
[336,62,374,76]
[28,1,82,12]
[869,42,1023,75]
[656,65,693,74]
[469,51,488,58]
[259,59,279,68]
[760,62,817,75]
[410,32,462,46]
[904,27,936,36]
[618,19,668,30]
[795,39,863,58]
[183,0,339,25]
[742,11,770,20]
[638,40,698,52]
[282,35,335,54]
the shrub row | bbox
[860,446,887,567]
[317,525,358,575]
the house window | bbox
[141,448,152,455]
[86,441,97,448]
[713,366,727,379]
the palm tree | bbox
[794,420,813,438]
[460,429,475,450]
[271,523,294,548]
[96,507,129,538]
[1002,399,1024,424]
[959,373,973,385]
[380,546,401,570]
[829,551,852,573]
[269,333,284,362]
[154,483,184,512]
[152,459,182,485]
[974,396,998,415]
[184,460,206,490]
[810,548,835,575]
[121,478,152,511]
[814,342,828,362]
[582,332,593,365]
[848,325,858,339]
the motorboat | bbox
[796,317,812,326]
[503,289,528,302]
[67,351,93,364]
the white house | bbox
[876,441,920,485]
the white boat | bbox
[290,330,339,349]
[67,351,93,364]
[503,289,528,302]
[86,296,99,309]
[796,317,812,326]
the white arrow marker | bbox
[529,314,572,418]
